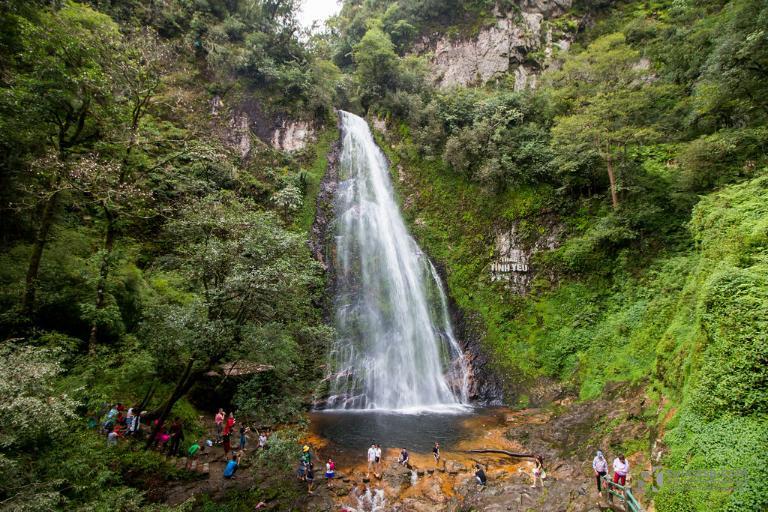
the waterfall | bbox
[324,111,470,411]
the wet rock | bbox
[444,460,466,475]
[382,462,413,489]
[423,479,448,504]
[309,137,340,269]
[401,498,437,512]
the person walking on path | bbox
[593,450,609,496]
[186,440,201,470]
[612,454,629,486]
[169,417,184,456]
[258,430,267,450]
[432,442,440,465]
[367,443,376,478]
[214,409,225,444]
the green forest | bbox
[0,0,766,511]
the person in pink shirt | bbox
[214,408,225,444]
[612,454,630,486]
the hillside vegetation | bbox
[0,0,336,509]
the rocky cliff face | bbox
[211,95,316,158]
[414,0,577,89]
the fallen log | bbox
[466,449,542,462]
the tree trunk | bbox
[21,191,59,322]
[88,207,116,354]
[606,151,619,209]
[144,358,198,450]
[137,381,157,412]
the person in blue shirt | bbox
[223,451,241,479]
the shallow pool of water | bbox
[308,407,508,457]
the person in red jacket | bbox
[223,412,236,436]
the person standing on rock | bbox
[223,412,235,437]
[530,457,544,488]
[238,424,247,451]
[475,464,487,486]
[432,442,440,465]
[593,450,609,496]
[367,443,377,478]
[612,454,629,486]
[306,462,315,495]
[374,443,382,477]
[399,448,409,466]
[222,430,232,459]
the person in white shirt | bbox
[612,454,629,486]
[592,450,608,496]
[258,431,267,449]
[367,443,376,478]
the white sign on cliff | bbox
[490,233,529,283]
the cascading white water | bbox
[324,111,469,411]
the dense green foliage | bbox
[0,0,334,509]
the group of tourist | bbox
[366,443,383,478]
[98,403,633,497]
[592,450,630,497]
[211,408,271,480]
[296,445,336,495]
[98,403,144,446]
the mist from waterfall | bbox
[323,111,469,411]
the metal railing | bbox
[601,474,644,512]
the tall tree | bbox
[143,192,321,445]
[85,30,170,352]
[12,4,118,323]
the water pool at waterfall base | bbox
[307,407,510,464]
[303,407,542,512]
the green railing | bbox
[601,474,644,512]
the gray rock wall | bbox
[210,95,316,158]
[414,0,576,89]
